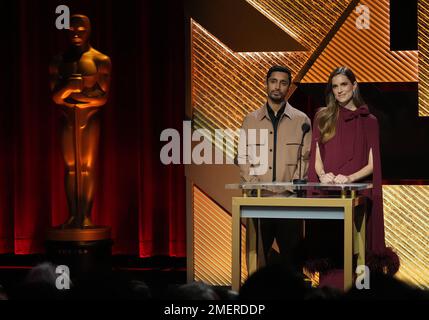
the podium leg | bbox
[354,206,366,267]
[246,218,258,276]
[232,201,241,292]
[344,204,353,291]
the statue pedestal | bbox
[45,227,112,280]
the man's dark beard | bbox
[270,96,284,104]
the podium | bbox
[225,182,372,291]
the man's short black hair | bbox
[266,65,292,83]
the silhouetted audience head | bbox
[343,272,429,300]
[304,286,343,300]
[11,262,68,300]
[70,272,151,300]
[212,286,239,300]
[126,279,152,300]
[0,284,8,300]
[239,263,310,300]
[166,281,220,300]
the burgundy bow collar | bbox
[340,105,370,121]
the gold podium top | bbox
[226,182,372,198]
[225,182,373,191]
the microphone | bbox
[301,123,310,135]
[293,123,310,185]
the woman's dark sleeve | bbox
[365,115,386,253]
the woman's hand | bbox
[319,172,335,184]
[333,174,351,184]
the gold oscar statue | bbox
[48,15,111,239]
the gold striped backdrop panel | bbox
[383,185,429,289]
[418,0,429,116]
[246,0,352,52]
[193,186,248,285]
[302,0,418,83]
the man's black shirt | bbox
[266,102,286,182]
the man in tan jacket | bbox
[238,65,311,269]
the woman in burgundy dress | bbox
[306,66,398,284]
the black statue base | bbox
[45,227,112,281]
